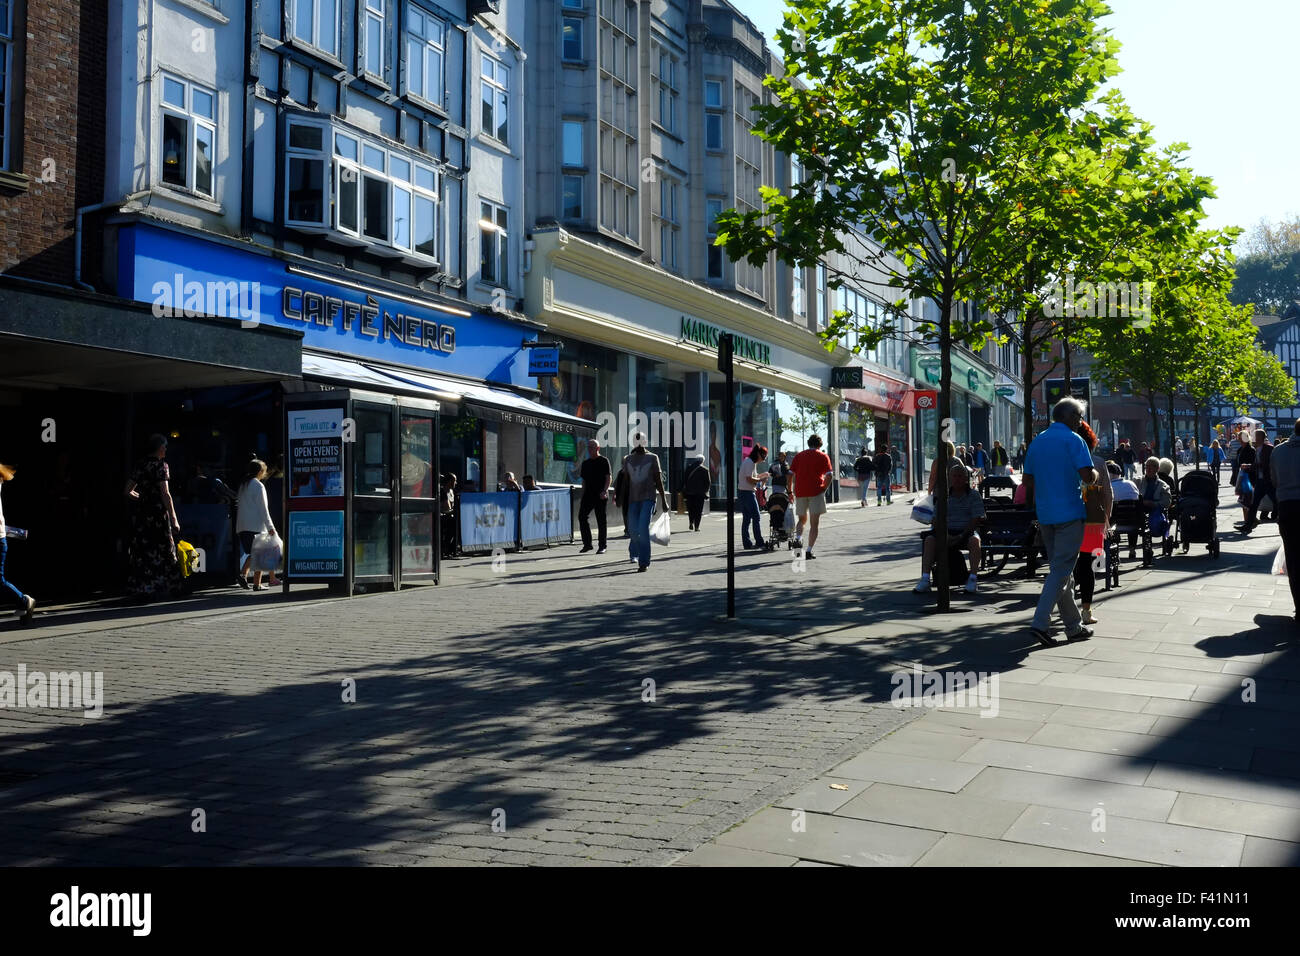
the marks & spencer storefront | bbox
[526,229,841,510]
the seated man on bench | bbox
[916,463,985,594]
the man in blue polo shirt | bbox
[1023,397,1099,646]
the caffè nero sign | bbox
[679,316,771,366]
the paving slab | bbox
[830,750,985,793]
[674,844,799,867]
[1240,835,1300,866]
[1026,723,1249,771]
[1001,804,1245,867]
[960,766,1178,822]
[956,738,1154,786]
[713,807,941,867]
[772,777,872,814]
[871,727,981,761]
[914,832,1156,867]
[834,782,1026,840]
[1167,792,1300,843]
[1144,763,1300,810]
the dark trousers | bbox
[579,496,607,549]
[685,495,706,530]
[1277,501,1300,615]
[1251,479,1275,523]
[1074,551,1096,604]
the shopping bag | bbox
[176,540,197,577]
[1273,544,1287,576]
[251,532,283,572]
[1260,494,1275,514]
[1238,472,1254,497]
[910,494,935,525]
[1079,523,1106,556]
[784,507,796,533]
[650,512,671,547]
[1149,509,1169,539]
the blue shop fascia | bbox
[114,220,594,497]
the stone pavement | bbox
[2,480,1296,866]
[0,496,918,866]
[682,479,1300,867]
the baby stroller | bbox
[765,486,796,550]
[1176,470,1220,557]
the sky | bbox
[729,0,1297,246]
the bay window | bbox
[286,118,442,264]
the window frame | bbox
[562,15,583,61]
[706,197,724,280]
[0,0,13,172]
[291,0,341,59]
[480,52,510,146]
[363,0,386,78]
[405,4,447,109]
[480,199,510,288]
[158,72,218,198]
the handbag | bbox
[910,494,935,525]
[251,531,283,572]
[650,512,671,547]
[1273,544,1288,576]
[1149,509,1169,539]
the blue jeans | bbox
[876,473,892,503]
[857,478,871,502]
[0,539,26,610]
[739,490,764,546]
[627,498,654,567]
[1033,519,1085,634]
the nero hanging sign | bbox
[529,347,560,377]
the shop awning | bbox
[302,352,597,435]
[0,278,302,391]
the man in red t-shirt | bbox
[789,435,834,559]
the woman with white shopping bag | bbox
[235,458,280,591]
[621,432,669,572]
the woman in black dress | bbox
[124,434,182,600]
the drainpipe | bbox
[74,191,150,291]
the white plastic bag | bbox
[910,494,935,525]
[251,531,283,572]
[1273,544,1287,576]
[650,512,671,546]
[784,507,796,533]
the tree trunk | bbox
[1167,390,1179,486]
[1147,389,1161,458]
[1061,317,1072,390]
[934,291,954,611]
[1021,315,1035,450]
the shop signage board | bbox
[529,348,560,377]
[122,223,531,385]
[914,390,938,410]
[1044,377,1092,409]
[287,511,345,577]
[681,316,771,366]
[910,351,997,404]
[288,407,345,498]
[830,366,864,388]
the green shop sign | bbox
[680,316,771,366]
[911,352,996,404]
